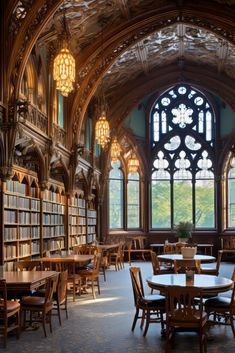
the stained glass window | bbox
[151,84,215,229]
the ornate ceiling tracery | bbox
[4,0,235,141]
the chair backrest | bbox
[57,270,68,305]
[73,244,98,255]
[150,251,160,275]
[174,259,201,274]
[166,285,204,324]
[92,253,102,276]
[44,275,58,307]
[0,279,7,322]
[129,267,144,306]
[164,243,176,254]
[15,260,37,271]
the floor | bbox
[4,260,235,353]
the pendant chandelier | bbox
[128,153,139,174]
[110,138,121,162]
[95,26,110,148]
[53,9,75,97]
[95,110,110,148]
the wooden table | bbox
[147,274,233,295]
[97,244,119,251]
[34,254,94,269]
[2,271,57,292]
[157,253,215,263]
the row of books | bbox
[6,180,27,195]
[43,238,65,251]
[87,217,96,225]
[43,202,65,213]
[19,243,31,257]
[87,209,97,218]
[70,197,86,208]
[4,226,39,241]
[42,225,65,238]
[69,225,87,235]
[32,240,40,254]
[4,245,17,259]
[88,226,96,234]
[43,214,64,225]
[43,190,66,203]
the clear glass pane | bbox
[228,178,235,227]
[109,179,123,229]
[127,179,140,228]
[195,179,215,228]
[174,180,192,224]
[151,180,171,228]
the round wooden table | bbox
[157,253,215,263]
[147,274,233,295]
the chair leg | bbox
[97,277,100,295]
[65,300,68,319]
[49,311,52,333]
[42,312,47,337]
[143,310,150,337]
[131,308,139,331]
[91,280,96,299]
[230,314,235,337]
[57,299,62,326]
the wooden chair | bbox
[53,270,68,325]
[73,244,98,255]
[204,268,235,337]
[173,259,201,274]
[200,250,223,275]
[164,243,176,254]
[165,286,207,353]
[126,236,151,265]
[0,279,21,348]
[78,253,101,299]
[21,274,58,337]
[150,251,173,275]
[129,267,165,337]
[109,243,123,271]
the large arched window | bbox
[151,84,215,229]
[109,161,124,229]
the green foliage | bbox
[174,221,193,238]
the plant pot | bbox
[181,247,197,259]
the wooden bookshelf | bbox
[41,182,66,254]
[87,198,97,244]
[2,170,41,265]
[68,192,87,248]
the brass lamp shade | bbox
[53,47,76,97]
[95,112,110,148]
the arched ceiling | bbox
[6,0,235,138]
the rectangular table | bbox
[2,271,57,292]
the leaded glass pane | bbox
[127,175,140,228]
[195,179,215,228]
[174,180,192,224]
[171,103,193,128]
[185,136,201,151]
[109,178,123,228]
[164,136,181,151]
[151,180,171,228]
[228,175,235,227]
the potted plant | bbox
[175,221,193,242]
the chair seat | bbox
[144,294,165,302]
[6,300,20,312]
[77,269,93,276]
[21,296,46,306]
[205,296,230,309]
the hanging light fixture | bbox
[110,138,121,162]
[53,7,75,97]
[95,110,110,148]
[128,153,139,174]
[95,25,110,148]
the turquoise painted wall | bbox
[124,106,146,138]
[217,97,235,138]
